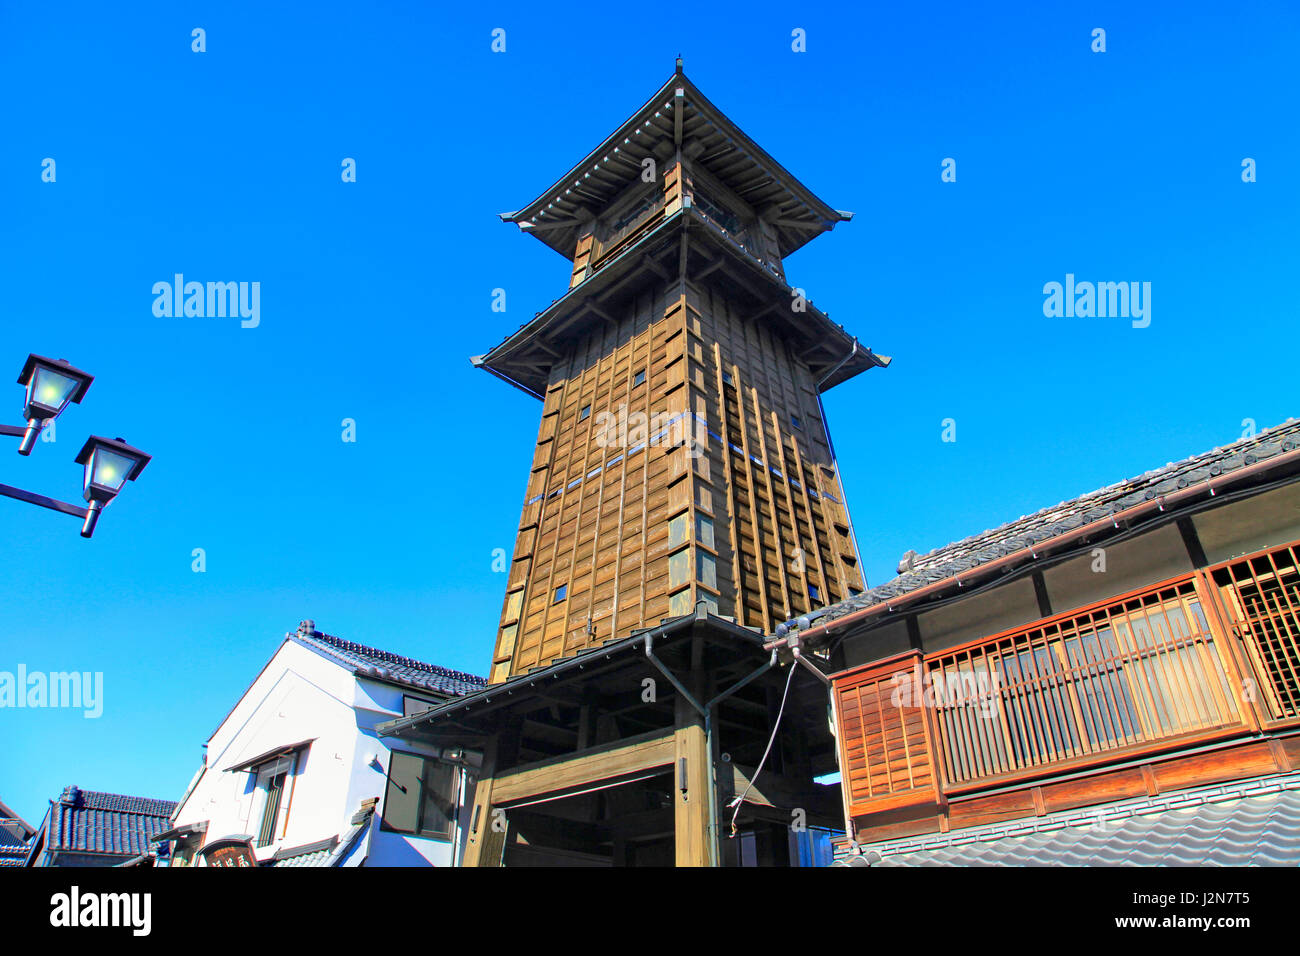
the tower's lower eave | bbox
[377,608,843,867]
[473,206,889,399]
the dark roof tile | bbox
[837,771,1300,867]
[781,418,1300,635]
[295,631,487,698]
[42,787,177,858]
[0,839,29,866]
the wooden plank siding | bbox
[488,274,868,681]
[836,537,1300,844]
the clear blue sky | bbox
[1,2,1296,825]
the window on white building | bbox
[250,753,299,847]
[382,752,458,841]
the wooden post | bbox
[461,737,500,867]
[714,738,741,867]
[674,667,713,866]
[462,716,521,867]
[674,708,711,865]
[663,157,687,217]
[569,211,597,288]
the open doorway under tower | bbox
[495,769,675,866]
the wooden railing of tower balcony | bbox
[833,543,1300,822]
[584,187,787,283]
[692,191,742,235]
[689,196,784,279]
[589,193,667,270]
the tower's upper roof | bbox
[501,63,852,260]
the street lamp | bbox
[16,355,94,455]
[0,353,150,539]
[75,436,151,538]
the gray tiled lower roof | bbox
[43,786,177,858]
[782,417,1300,636]
[0,842,29,866]
[270,845,334,867]
[295,631,487,697]
[268,836,339,867]
[264,801,377,867]
[326,801,377,867]
[0,799,33,839]
[835,771,1300,867]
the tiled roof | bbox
[0,798,33,838]
[835,771,1300,867]
[42,786,177,859]
[264,800,377,867]
[0,836,29,867]
[476,204,886,400]
[502,67,846,261]
[327,800,377,867]
[267,836,339,867]
[295,629,487,698]
[272,845,335,867]
[781,418,1300,636]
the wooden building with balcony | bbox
[764,418,1300,865]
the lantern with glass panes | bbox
[16,355,93,454]
[0,353,151,538]
[75,436,152,538]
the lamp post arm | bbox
[0,482,89,519]
[0,421,43,454]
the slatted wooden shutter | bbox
[834,652,942,818]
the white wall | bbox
[346,675,478,867]
[1194,482,1300,564]
[171,639,477,866]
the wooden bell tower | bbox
[476,61,890,685]
[398,64,891,867]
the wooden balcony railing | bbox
[926,580,1242,789]
[1212,541,1300,726]
[833,541,1300,821]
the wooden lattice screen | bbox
[924,579,1242,787]
[1212,542,1300,725]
